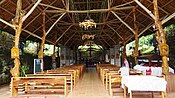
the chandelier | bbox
[82,34,96,40]
[79,19,96,30]
[79,0,96,30]
[84,40,95,45]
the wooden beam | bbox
[56,25,73,43]
[134,0,155,20]
[22,0,42,22]
[45,6,135,13]
[112,1,135,8]
[102,31,116,44]
[0,18,16,29]
[100,35,111,47]
[145,0,169,15]
[111,11,135,33]
[22,29,54,44]
[0,0,6,5]
[46,12,66,36]
[126,11,175,43]
[107,24,124,40]
[39,3,66,11]
[64,32,77,46]
[23,12,42,29]
[61,0,66,9]
[162,12,175,24]
[111,6,135,10]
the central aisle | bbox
[67,67,112,98]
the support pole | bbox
[38,12,46,59]
[153,0,169,73]
[10,0,24,77]
[52,44,56,68]
[122,42,127,66]
[133,8,139,65]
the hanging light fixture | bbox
[79,0,96,30]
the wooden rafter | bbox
[111,11,135,33]
[102,31,116,44]
[107,24,124,40]
[134,0,155,20]
[55,25,73,43]
[46,12,66,36]
[22,0,42,22]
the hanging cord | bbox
[86,0,90,19]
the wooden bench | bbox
[11,76,68,97]
[46,69,77,86]
[27,73,73,92]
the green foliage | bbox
[126,34,154,56]
[20,65,29,77]
[165,23,175,69]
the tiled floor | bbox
[1,67,175,98]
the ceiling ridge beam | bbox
[45,6,134,13]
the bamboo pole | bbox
[153,0,169,73]
[10,0,24,77]
[38,12,46,59]
[133,8,139,65]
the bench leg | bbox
[161,91,165,98]
[130,91,132,98]
[11,78,18,97]
[124,84,127,98]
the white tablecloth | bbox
[134,65,174,76]
[122,76,167,93]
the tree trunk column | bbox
[10,0,24,77]
[133,8,139,65]
[38,12,46,59]
[153,0,169,73]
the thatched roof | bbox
[0,0,175,49]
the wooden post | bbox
[52,45,56,61]
[153,0,169,73]
[38,12,46,59]
[122,42,127,66]
[133,8,139,65]
[10,0,24,77]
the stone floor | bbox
[0,67,175,98]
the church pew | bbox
[11,76,68,97]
